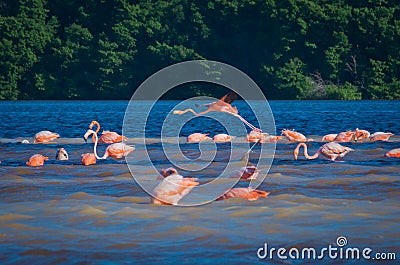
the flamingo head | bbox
[83,129,96,142]
[161,167,179,178]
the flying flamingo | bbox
[81,153,96,166]
[322,134,337,142]
[370,132,394,142]
[293,142,354,161]
[213,134,234,143]
[173,92,261,132]
[89,121,127,144]
[355,128,370,141]
[216,188,270,201]
[281,129,311,142]
[152,168,199,205]
[55,148,69,160]
[34,131,60,143]
[26,154,48,167]
[385,148,400,158]
[187,133,212,143]
[84,129,134,159]
[333,131,356,142]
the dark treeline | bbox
[0,0,399,100]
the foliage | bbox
[0,0,399,99]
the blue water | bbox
[0,100,399,264]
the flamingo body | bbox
[282,129,308,142]
[81,153,96,166]
[355,128,370,141]
[152,174,199,205]
[217,188,269,201]
[187,133,212,143]
[247,130,263,142]
[213,134,234,143]
[334,131,355,142]
[322,134,337,142]
[260,135,282,143]
[385,148,400,158]
[34,131,60,143]
[26,154,48,167]
[370,132,394,142]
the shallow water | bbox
[0,100,399,264]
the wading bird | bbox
[216,188,269,201]
[322,134,338,142]
[213,134,234,143]
[293,142,354,161]
[152,168,199,205]
[84,129,134,159]
[370,132,394,142]
[26,154,48,167]
[173,92,261,132]
[385,148,400,158]
[34,131,60,143]
[55,148,69,160]
[333,131,356,142]
[89,121,127,144]
[187,133,212,143]
[281,129,311,142]
[81,153,96,166]
[355,128,370,141]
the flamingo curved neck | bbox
[91,121,100,134]
[92,131,108,159]
[297,143,319,160]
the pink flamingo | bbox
[152,168,199,205]
[187,133,212,143]
[173,92,260,131]
[26,154,48,167]
[84,129,134,159]
[333,131,356,142]
[370,132,394,142]
[81,153,96,166]
[322,134,338,142]
[213,134,234,143]
[385,148,400,158]
[355,128,370,141]
[282,129,311,142]
[216,188,269,201]
[34,131,60,143]
[294,142,354,161]
[89,121,127,144]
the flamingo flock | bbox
[8,96,400,206]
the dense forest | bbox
[0,0,399,100]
